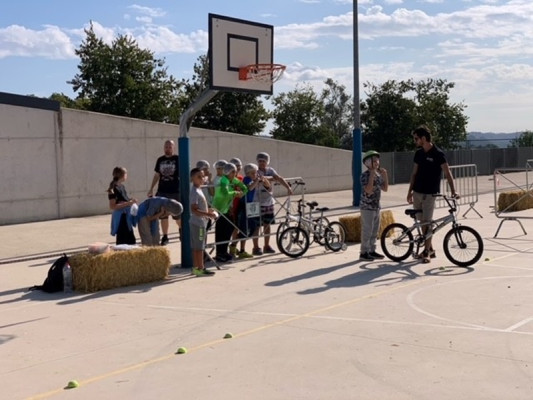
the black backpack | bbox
[29,254,69,293]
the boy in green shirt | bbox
[212,163,248,262]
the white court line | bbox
[483,263,533,271]
[504,317,533,332]
[142,303,533,336]
[407,275,533,334]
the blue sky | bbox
[1,0,532,133]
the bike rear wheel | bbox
[325,222,346,252]
[443,226,483,267]
[313,217,330,245]
[380,223,414,261]
[277,227,310,258]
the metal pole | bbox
[178,89,219,269]
[352,0,362,207]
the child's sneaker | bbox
[160,234,169,246]
[252,247,263,256]
[238,250,253,259]
[263,246,276,254]
[359,252,375,261]
[229,245,238,256]
[192,267,215,276]
[369,251,385,259]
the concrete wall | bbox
[0,103,352,225]
[4,95,529,225]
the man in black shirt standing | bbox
[148,139,180,245]
[407,125,459,263]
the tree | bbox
[412,79,468,149]
[178,55,270,135]
[509,130,533,148]
[320,78,353,149]
[360,80,416,152]
[49,92,88,109]
[270,84,338,147]
[360,79,468,151]
[68,23,182,122]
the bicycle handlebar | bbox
[289,180,305,187]
[432,193,458,212]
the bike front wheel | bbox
[443,226,483,267]
[325,222,346,252]
[380,223,414,261]
[277,227,310,258]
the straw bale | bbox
[70,247,170,293]
[497,190,533,212]
[339,210,395,243]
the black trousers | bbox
[215,212,233,256]
[116,213,136,245]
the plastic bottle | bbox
[62,262,73,293]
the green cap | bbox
[363,150,380,162]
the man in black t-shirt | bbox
[148,140,180,245]
[406,125,459,263]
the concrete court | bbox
[2,179,533,400]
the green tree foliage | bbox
[178,55,269,135]
[68,23,182,122]
[270,84,338,147]
[360,79,468,151]
[49,92,88,109]
[270,79,354,148]
[321,78,354,149]
[509,130,533,147]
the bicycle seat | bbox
[405,209,421,217]
[306,201,318,209]
[316,207,329,212]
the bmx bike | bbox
[380,194,483,267]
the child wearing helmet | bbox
[360,150,389,261]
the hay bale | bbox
[339,210,395,243]
[497,190,533,212]
[70,247,170,292]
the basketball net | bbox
[239,64,286,84]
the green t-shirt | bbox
[212,176,248,214]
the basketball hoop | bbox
[239,63,286,84]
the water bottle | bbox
[63,262,73,293]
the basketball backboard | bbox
[208,13,276,95]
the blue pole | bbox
[352,128,362,206]
[178,137,192,269]
[178,89,218,270]
[352,0,362,207]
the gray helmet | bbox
[196,160,210,169]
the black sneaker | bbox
[359,252,375,261]
[214,255,228,263]
[369,251,385,259]
[160,235,169,246]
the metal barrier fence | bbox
[492,160,533,237]
[382,147,533,185]
[437,164,481,218]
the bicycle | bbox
[277,198,347,258]
[380,194,483,267]
[276,197,330,245]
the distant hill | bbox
[464,131,521,148]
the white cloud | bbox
[134,27,208,54]
[0,24,76,59]
[127,5,166,18]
